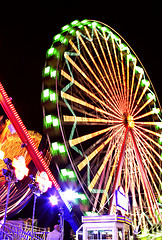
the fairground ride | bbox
[41,19,162,232]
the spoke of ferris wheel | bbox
[77,125,124,171]
[133,127,162,172]
[61,91,122,120]
[130,129,159,224]
[69,39,121,115]
[89,126,124,194]
[64,53,122,116]
[100,149,120,209]
[88,144,116,192]
[133,133,162,221]
[134,125,162,150]
[133,159,146,230]
[129,57,137,111]
[133,95,155,118]
[133,110,157,121]
[103,30,125,105]
[136,121,162,127]
[94,28,125,104]
[63,115,122,124]
[133,131,161,197]
[130,72,143,114]
[130,160,138,228]
[131,84,150,116]
[61,70,121,118]
[135,124,162,139]
[69,124,122,147]
[77,30,122,110]
[110,31,126,104]
[76,31,120,106]
[119,44,127,107]
[102,31,124,105]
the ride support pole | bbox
[108,126,129,214]
[0,82,72,212]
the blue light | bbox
[49,195,58,206]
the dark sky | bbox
[0,0,162,230]
[0,1,161,135]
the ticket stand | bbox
[76,215,131,240]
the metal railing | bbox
[1,221,49,240]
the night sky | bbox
[0,0,162,232]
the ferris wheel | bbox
[42,19,162,229]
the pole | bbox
[32,194,37,239]
[108,127,129,214]
[2,180,11,239]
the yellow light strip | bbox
[88,144,116,192]
[76,32,111,97]
[63,115,121,124]
[64,52,121,116]
[126,52,129,110]
[132,141,156,223]
[134,159,146,229]
[131,85,150,115]
[95,28,121,104]
[100,151,119,208]
[134,135,161,200]
[133,110,155,121]
[133,96,155,118]
[111,36,125,104]
[135,121,162,126]
[135,124,162,139]
[119,47,127,106]
[93,28,123,105]
[61,70,121,119]
[133,128,162,171]
[130,162,137,228]
[103,31,122,105]
[61,91,111,117]
[69,125,121,147]
[129,59,137,111]
[130,73,143,114]
[77,126,123,171]
[135,126,162,150]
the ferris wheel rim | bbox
[42,19,162,226]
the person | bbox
[46,224,62,240]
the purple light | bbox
[49,195,58,206]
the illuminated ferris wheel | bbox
[42,19,162,229]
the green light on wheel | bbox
[46,47,60,59]
[71,20,80,26]
[141,79,150,87]
[61,24,70,31]
[152,107,160,114]
[44,115,60,129]
[51,142,66,156]
[58,144,66,153]
[41,89,57,103]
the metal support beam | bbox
[130,128,160,224]
[109,126,129,214]
[0,82,72,212]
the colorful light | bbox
[44,115,59,129]
[49,195,58,206]
[41,89,57,103]
[0,150,4,160]
[60,168,76,181]
[12,156,29,181]
[36,171,52,194]
[51,142,66,156]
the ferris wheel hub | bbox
[123,112,134,128]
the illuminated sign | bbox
[116,189,128,211]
